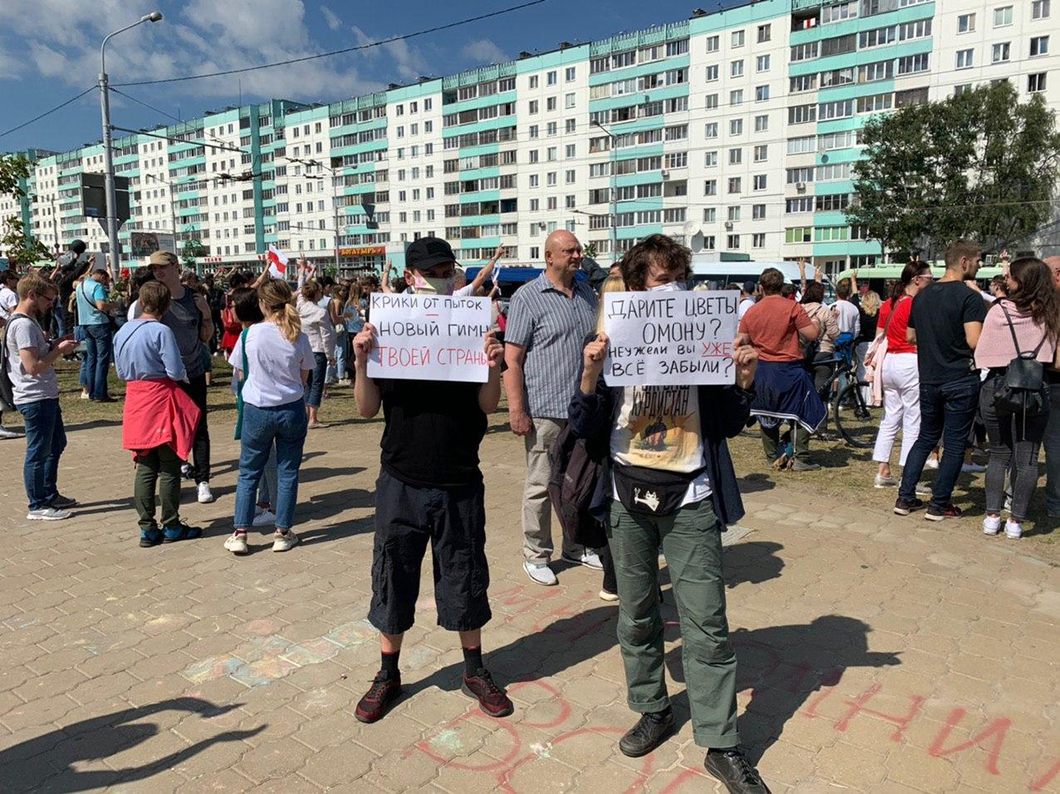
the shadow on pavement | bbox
[0,697,263,793]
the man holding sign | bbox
[350,237,513,724]
[568,235,771,793]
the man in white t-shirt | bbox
[0,270,19,321]
[6,274,78,520]
[737,280,756,322]
[832,279,860,337]
[454,245,504,297]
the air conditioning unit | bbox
[796,182,807,193]
[724,221,734,230]
[661,170,671,180]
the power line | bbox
[113,1,549,88]
[0,86,97,140]
[109,87,183,125]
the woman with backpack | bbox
[974,257,1060,539]
[868,261,933,489]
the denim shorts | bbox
[368,468,491,635]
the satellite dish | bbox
[690,231,705,253]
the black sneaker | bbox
[618,707,675,757]
[705,747,771,793]
[462,668,514,718]
[893,497,924,516]
[925,503,962,521]
[355,672,402,723]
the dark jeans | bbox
[177,374,211,483]
[234,399,307,531]
[17,398,66,510]
[899,374,981,508]
[1042,383,1060,516]
[83,323,112,400]
[981,376,1049,522]
[53,303,69,339]
[600,542,617,594]
[134,444,183,530]
[304,352,328,408]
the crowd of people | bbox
[6,230,1060,794]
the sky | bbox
[0,0,729,155]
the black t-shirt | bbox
[378,378,487,487]
[908,280,988,385]
[857,307,878,344]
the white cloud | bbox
[321,6,342,31]
[461,39,508,66]
[350,24,433,82]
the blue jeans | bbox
[234,399,307,531]
[332,329,348,382]
[256,445,279,509]
[304,352,328,408]
[53,303,68,339]
[899,374,981,508]
[83,323,112,400]
[17,398,66,510]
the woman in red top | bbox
[871,261,933,488]
[220,272,249,356]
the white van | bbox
[690,258,833,299]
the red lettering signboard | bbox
[603,290,738,386]
[367,292,492,383]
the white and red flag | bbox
[267,245,289,279]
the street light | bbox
[99,11,163,278]
[592,119,619,264]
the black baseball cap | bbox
[406,236,457,271]
[742,280,757,293]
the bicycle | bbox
[811,340,879,449]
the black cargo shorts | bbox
[367,468,492,635]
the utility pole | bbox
[99,11,163,278]
[592,119,618,263]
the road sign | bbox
[81,172,130,224]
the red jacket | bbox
[122,379,201,461]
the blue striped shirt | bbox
[506,273,598,418]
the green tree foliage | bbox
[0,154,31,198]
[2,217,51,267]
[847,81,1060,259]
[181,239,206,270]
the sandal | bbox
[163,523,203,543]
[139,528,163,547]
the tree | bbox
[0,154,31,198]
[846,81,1060,260]
[2,217,51,267]
[583,242,598,259]
[181,239,206,270]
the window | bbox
[790,75,816,93]
[789,104,817,125]
[666,39,689,56]
[529,100,539,114]
[732,30,745,47]
[754,145,768,162]
[704,151,718,167]
[753,175,767,191]
[706,35,719,52]
[958,13,975,33]
[898,53,930,74]
[753,204,767,220]
[790,42,819,62]
[705,93,719,109]
[547,70,557,85]
[786,197,813,213]
[757,23,771,43]
[1033,0,1050,19]
[705,65,719,82]
[753,233,766,249]
[818,99,853,120]
[956,49,974,69]
[546,97,557,111]
[993,42,1011,63]
[727,234,741,249]
[860,25,896,48]
[728,177,742,194]
[859,60,893,82]
[704,179,717,196]
[1032,36,1050,56]
[565,144,575,159]
[703,208,716,222]
[728,206,741,222]
[732,60,744,78]
[786,227,812,244]
[754,114,769,132]
[1029,72,1048,92]
[705,122,718,139]
[786,166,815,184]
[757,55,770,73]
[730,119,744,135]
[730,89,744,106]
[994,6,1013,27]
[565,66,576,82]
[755,85,770,102]
[857,93,892,113]
[900,19,931,40]
[729,148,743,165]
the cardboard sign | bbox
[603,290,738,386]
[367,292,491,383]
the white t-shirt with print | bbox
[229,322,315,408]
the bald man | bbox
[504,231,600,585]
[1043,256,1060,516]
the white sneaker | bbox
[962,462,986,474]
[252,509,276,527]
[80,390,89,400]
[27,507,71,521]
[523,561,558,586]
[0,426,22,439]
[272,530,300,552]
[983,515,1002,536]
[874,473,898,488]
[197,482,215,504]
[224,532,249,554]
[925,458,939,470]
[181,464,192,480]
[1004,520,1022,540]
[599,589,619,602]
[561,550,604,570]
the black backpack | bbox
[0,313,34,412]
[993,301,1050,419]
[547,423,607,550]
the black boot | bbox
[618,707,675,757]
[704,747,771,793]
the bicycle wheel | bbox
[834,380,879,448]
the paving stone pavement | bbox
[0,412,1058,793]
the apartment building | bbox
[3,0,1059,275]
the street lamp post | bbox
[592,119,619,264]
[99,11,163,278]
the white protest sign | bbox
[368,292,491,383]
[603,290,738,386]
